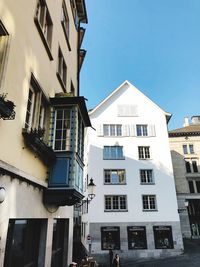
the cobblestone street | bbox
[100,239,200,267]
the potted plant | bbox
[0,93,16,119]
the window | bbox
[183,144,194,154]
[104,169,126,184]
[105,195,127,211]
[140,170,154,184]
[35,0,53,59]
[127,226,147,249]
[103,124,122,136]
[185,159,199,173]
[136,125,148,136]
[101,227,120,250]
[0,21,9,88]
[53,109,71,151]
[61,1,70,49]
[70,0,79,28]
[4,219,47,267]
[57,48,67,91]
[142,195,157,211]
[103,146,124,160]
[138,146,150,159]
[188,179,200,193]
[153,226,174,249]
[117,105,138,116]
[25,76,47,132]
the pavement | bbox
[100,239,200,267]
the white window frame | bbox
[138,146,151,159]
[142,195,157,211]
[183,144,195,155]
[104,169,126,184]
[103,124,122,136]
[140,170,154,184]
[104,195,127,211]
[136,125,148,136]
[53,108,71,151]
[103,146,124,160]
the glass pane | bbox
[111,171,118,183]
[192,161,198,173]
[189,145,194,154]
[183,145,188,154]
[188,181,195,193]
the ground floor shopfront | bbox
[178,194,200,238]
[0,172,74,267]
[82,221,183,262]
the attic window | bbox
[117,105,138,117]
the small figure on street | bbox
[112,253,120,267]
[109,247,113,267]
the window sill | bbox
[104,183,127,185]
[140,183,155,185]
[103,158,125,160]
[139,158,152,160]
[143,209,158,212]
[104,210,128,212]
[34,18,53,61]
[56,72,67,92]
[61,22,71,51]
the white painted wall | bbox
[83,82,179,228]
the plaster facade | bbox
[0,0,88,266]
[82,81,183,261]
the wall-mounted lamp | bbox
[76,178,96,207]
[184,200,189,207]
[0,187,6,203]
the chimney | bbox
[191,116,200,125]
[183,117,189,127]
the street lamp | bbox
[0,187,6,203]
[76,178,96,207]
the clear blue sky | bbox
[80,0,200,130]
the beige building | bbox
[169,116,200,239]
[0,0,90,266]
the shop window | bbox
[4,219,47,267]
[104,169,126,184]
[101,226,120,250]
[138,146,151,159]
[127,226,147,249]
[51,219,69,267]
[153,226,174,249]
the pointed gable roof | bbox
[89,80,171,122]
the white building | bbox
[82,81,183,261]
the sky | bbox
[80,0,200,130]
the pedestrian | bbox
[112,253,120,267]
[68,262,77,267]
[109,247,113,267]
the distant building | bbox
[0,1,90,266]
[82,81,183,261]
[169,116,200,238]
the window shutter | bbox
[97,124,104,136]
[130,125,136,136]
[148,125,156,137]
[117,105,138,117]
[122,125,130,136]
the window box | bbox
[0,93,15,120]
[22,128,56,166]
